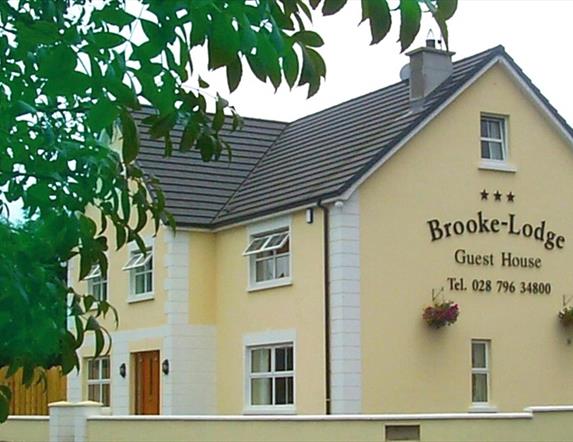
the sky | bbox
[195,0,573,125]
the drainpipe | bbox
[317,200,331,414]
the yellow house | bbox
[68,42,573,416]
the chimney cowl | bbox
[405,45,455,111]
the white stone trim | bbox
[328,191,362,414]
[49,401,103,442]
[243,329,296,347]
[525,405,573,413]
[87,410,537,421]
[478,159,517,173]
[163,230,217,415]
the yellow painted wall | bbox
[214,210,326,414]
[0,418,49,442]
[83,410,573,442]
[360,62,573,413]
[5,410,573,442]
[189,232,216,325]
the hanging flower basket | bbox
[558,306,573,327]
[423,300,459,329]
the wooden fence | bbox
[0,367,66,415]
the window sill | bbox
[127,293,154,304]
[248,278,292,293]
[469,404,498,413]
[478,160,517,173]
[243,406,296,415]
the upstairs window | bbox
[244,229,290,285]
[122,247,153,296]
[471,340,490,404]
[480,116,506,161]
[85,265,107,302]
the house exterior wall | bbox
[359,63,573,413]
[66,61,573,418]
[214,210,326,414]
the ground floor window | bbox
[471,340,490,404]
[248,343,294,408]
[87,356,110,406]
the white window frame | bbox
[479,115,516,172]
[86,265,107,302]
[86,356,111,407]
[471,340,491,407]
[123,238,154,303]
[243,330,296,415]
[246,217,292,292]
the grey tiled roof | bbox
[136,45,573,228]
[134,111,287,226]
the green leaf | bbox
[180,121,201,152]
[208,14,240,70]
[190,12,208,46]
[106,78,138,109]
[433,0,457,48]
[141,19,164,46]
[120,190,130,222]
[436,0,457,20]
[293,30,324,48]
[0,386,11,423]
[283,47,299,89]
[95,329,104,358]
[257,33,281,89]
[12,100,37,117]
[238,14,257,52]
[197,134,215,161]
[135,204,148,233]
[119,109,140,164]
[299,47,326,97]
[92,32,126,49]
[93,5,136,27]
[226,57,243,93]
[361,0,392,44]
[115,224,127,250]
[322,0,347,15]
[246,53,268,83]
[149,112,177,140]
[79,251,92,281]
[87,99,118,133]
[213,97,225,132]
[399,0,422,52]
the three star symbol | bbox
[480,189,515,202]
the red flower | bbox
[423,301,459,329]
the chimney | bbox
[405,36,454,111]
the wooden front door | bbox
[134,350,160,415]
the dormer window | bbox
[480,116,507,161]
